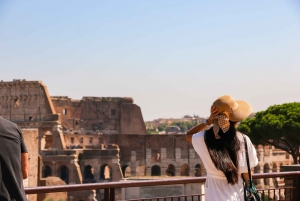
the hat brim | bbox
[229,100,252,122]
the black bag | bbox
[243,135,262,201]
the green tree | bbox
[171,121,198,132]
[157,124,167,132]
[238,102,300,164]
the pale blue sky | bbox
[1,1,300,121]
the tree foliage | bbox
[157,124,167,132]
[238,102,300,164]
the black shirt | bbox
[0,116,28,201]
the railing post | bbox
[104,188,115,201]
[293,173,300,201]
[110,187,115,201]
[104,188,109,200]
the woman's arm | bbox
[242,173,250,187]
[185,106,218,143]
[185,123,207,143]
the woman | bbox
[185,95,258,201]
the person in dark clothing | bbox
[0,116,29,201]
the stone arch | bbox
[166,164,175,176]
[254,164,260,173]
[253,164,261,185]
[272,163,277,186]
[59,165,69,184]
[180,164,190,176]
[274,193,279,200]
[151,165,161,176]
[41,130,52,150]
[122,165,131,178]
[100,164,112,180]
[42,165,52,178]
[195,164,201,177]
[272,163,277,172]
[279,163,284,172]
[136,164,146,176]
[78,153,83,166]
[264,163,270,185]
[264,163,270,172]
[84,165,95,183]
[280,193,285,200]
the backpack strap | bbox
[243,135,253,185]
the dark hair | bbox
[204,121,240,184]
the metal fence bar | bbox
[110,187,115,201]
[293,173,300,201]
[123,194,204,201]
[24,171,300,201]
[25,177,207,194]
[104,188,109,200]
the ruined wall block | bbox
[131,151,137,162]
[175,148,181,159]
[0,80,56,122]
[22,129,39,201]
[189,149,195,159]
[51,95,146,134]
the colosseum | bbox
[0,79,293,200]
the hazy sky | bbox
[1,1,300,121]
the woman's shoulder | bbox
[191,131,207,150]
[236,131,254,144]
[192,131,206,141]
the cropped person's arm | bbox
[21,152,29,179]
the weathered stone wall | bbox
[120,103,147,134]
[22,129,39,201]
[37,177,68,201]
[79,148,123,182]
[0,80,146,135]
[64,134,106,148]
[64,134,193,165]
[50,96,77,129]
[97,134,191,164]
[0,79,55,121]
[51,96,147,134]
[63,134,203,179]
[63,133,294,178]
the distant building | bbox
[166,126,181,134]
[145,115,204,130]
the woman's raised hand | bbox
[206,106,219,125]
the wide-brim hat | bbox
[212,95,252,122]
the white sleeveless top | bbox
[192,131,258,201]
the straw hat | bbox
[212,95,252,122]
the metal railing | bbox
[25,171,300,201]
